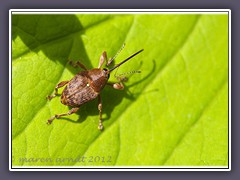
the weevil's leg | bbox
[107,43,125,66]
[99,44,126,68]
[98,95,103,130]
[47,107,79,125]
[98,51,107,68]
[69,60,88,70]
[47,81,69,100]
[107,82,124,90]
[114,74,128,83]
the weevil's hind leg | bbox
[98,95,104,130]
[47,107,79,125]
[69,61,88,70]
[47,81,69,101]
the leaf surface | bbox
[12,14,228,166]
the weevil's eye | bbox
[103,68,110,79]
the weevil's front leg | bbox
[47,107,79,124]
[109,70,141,90]
[107,82,124,90]
[98,51,107,68]
[47,81,69,100]
[114,75,128,83]
[69,60,88,70]
[98,51,113,68]
[98,43,126,68]
[98,95,103,130]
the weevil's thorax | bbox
[89,68,110,93]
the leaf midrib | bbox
[73,15,202,166]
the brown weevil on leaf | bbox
[46,44,143,130]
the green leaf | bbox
[12,14,228,166]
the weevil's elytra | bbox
[46,44,143,130]
[61,70,102,106]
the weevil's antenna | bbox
[107,43,126,66]
[115,70,141,82]
[115,70,141,77]
[122,70,141,75]
[109,49,144,72]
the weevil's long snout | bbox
[109,49,144,72]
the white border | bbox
[228,9,231,172]
[11,9,229,14]
[11,166,228,171]
[9,9,12,172]
[9,9,231,171]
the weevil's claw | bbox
[46,95,55,101]
[98,124,104,131]
[46,95,51,101]
[47,116,55,125]
[68,60,73,65]
[68,60,77,68]
[47,120,52,125]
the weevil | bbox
[46,44,143,130]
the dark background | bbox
[1,0,238,179]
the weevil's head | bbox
[102,68,110,79]
[101,48,144,83]
[90,49,143,93]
